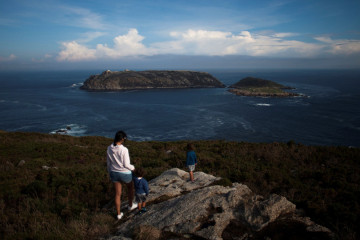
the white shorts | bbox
[188,165,195,172]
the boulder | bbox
[104,168,333,240]
[17,160,26,167]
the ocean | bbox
[0,69,359,147]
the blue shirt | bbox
[133,177,149,195]
[186,150,197,166]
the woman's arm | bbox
[122,148,135,171]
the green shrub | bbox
[22,180,48,198]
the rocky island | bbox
[80,70,225,91]
[228,77,300,97]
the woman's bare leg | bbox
[114,182,122,215]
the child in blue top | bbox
[133,167,149,213]
[186,143,197,182]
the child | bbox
[133,167,149,213]
[186,143,197,182]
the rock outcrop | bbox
[81,70,225,91]
[104,168,334,240]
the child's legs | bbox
[189,171,194,181]
[136,193,147,210]
[188,165,195,181]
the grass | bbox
[0,131,359,239]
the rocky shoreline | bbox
[228,88,300,97]
[81,70,302,97]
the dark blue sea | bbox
[0,69,359,146]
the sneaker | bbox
[128,202,137,211]
[141,207,147,213]
[117,212,123,220]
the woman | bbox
[107,130,137,220]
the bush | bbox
[22,180,48,198]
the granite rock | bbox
[104,168,334,240]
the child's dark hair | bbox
[134,167,145,177]
[187,143,194,151]
[113,130,127,146]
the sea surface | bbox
[0,69,359,146]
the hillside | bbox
[228,77,300,97]
[80,70,226,91]
[0,131,359,239]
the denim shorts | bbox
[110,171,132,183]
[188,165,195,172]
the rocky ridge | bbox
[104,168,333,240]
[80,70,225,91]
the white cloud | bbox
[272,32,299,38]
[160,29,320,57]
[58,29,153,61]
[96,29,154,58]
[57,28,360,62]
[57,41,96,61]
[0,54,16,62]
[315,36,360,55]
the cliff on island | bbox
[228,77,300,97]
[80,70,225,91]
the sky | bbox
[1,0,360,70]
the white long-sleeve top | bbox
[107,144,135,173]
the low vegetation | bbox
[0,131,359,239]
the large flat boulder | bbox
[105,168,334,240]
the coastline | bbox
[228,88,301,97]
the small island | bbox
[228,77,300,97]
[80,70,225,91]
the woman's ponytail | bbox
[113,130,127,146]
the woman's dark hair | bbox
[187,143,194,151]
[113,130,127,146]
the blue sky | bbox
[1,0,360,70]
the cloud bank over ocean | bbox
[57,28,360,62]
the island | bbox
[228,77,300,97]
[80,70,226,91]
